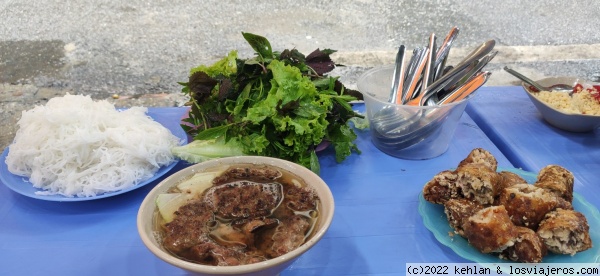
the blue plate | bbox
[0,110,187,202]
[418,167,600,264]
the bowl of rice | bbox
[521,76,600,132]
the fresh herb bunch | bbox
[175,32,364,174]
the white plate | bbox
[0,110,187,202]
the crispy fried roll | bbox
[536,180,573,203]
[456,164,500,205]
[496,184,569,230]
[556,197,573,210]
[443,198,484,237]
[535,165,574,202]
[494,171,528,205]
[537,209,592,255]
[501,227,547,263]
[463,205,519,253]
[458,148,498,171]
[537,164,574,184]
[497,171,527,191]
[423,170,459,204]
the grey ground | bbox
[1,0,600,149]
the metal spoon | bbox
[406,39,496,106]
[401,47,429,103]
[437,71,491,105]
[389,45,406,104]
[426,50,498,106]
[422,33,437,92]
[503,66,574,94]
[433,27,460,81]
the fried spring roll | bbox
[458,148,498,171]
[497,184,573,230]
[456,164,500,205]
[501,226,547,263]
[534,165,574,202]
[463,205,519,254]
[443,198,484,237]
[422,170,459,204]
[537,208,592,255]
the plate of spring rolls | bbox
[418,148,600,265]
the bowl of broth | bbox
[137,156,334,275]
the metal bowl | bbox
[521,76,600,132]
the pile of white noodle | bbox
[5,94,182,197]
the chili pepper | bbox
[529,85,540,92]
[573,83,584,94]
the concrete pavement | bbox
[1,0,600,149]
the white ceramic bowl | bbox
[521,76,600,132]
[137,156,334,276]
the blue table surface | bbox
[466,86,600,205]
[0,90,596,275]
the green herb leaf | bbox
[309,150,320,175]
[176,32,363,173]
[305,48,336,75]
[171,138,245,163]
[242,32,273,61]
[195,124,231,140]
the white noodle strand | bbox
[5,94,181,197]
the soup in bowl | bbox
[137,156,334,275]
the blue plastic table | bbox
[466,86,600,204]
[1,89,595,276]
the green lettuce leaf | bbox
[176,32,363,174]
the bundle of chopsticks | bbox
[389,27,497,106]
